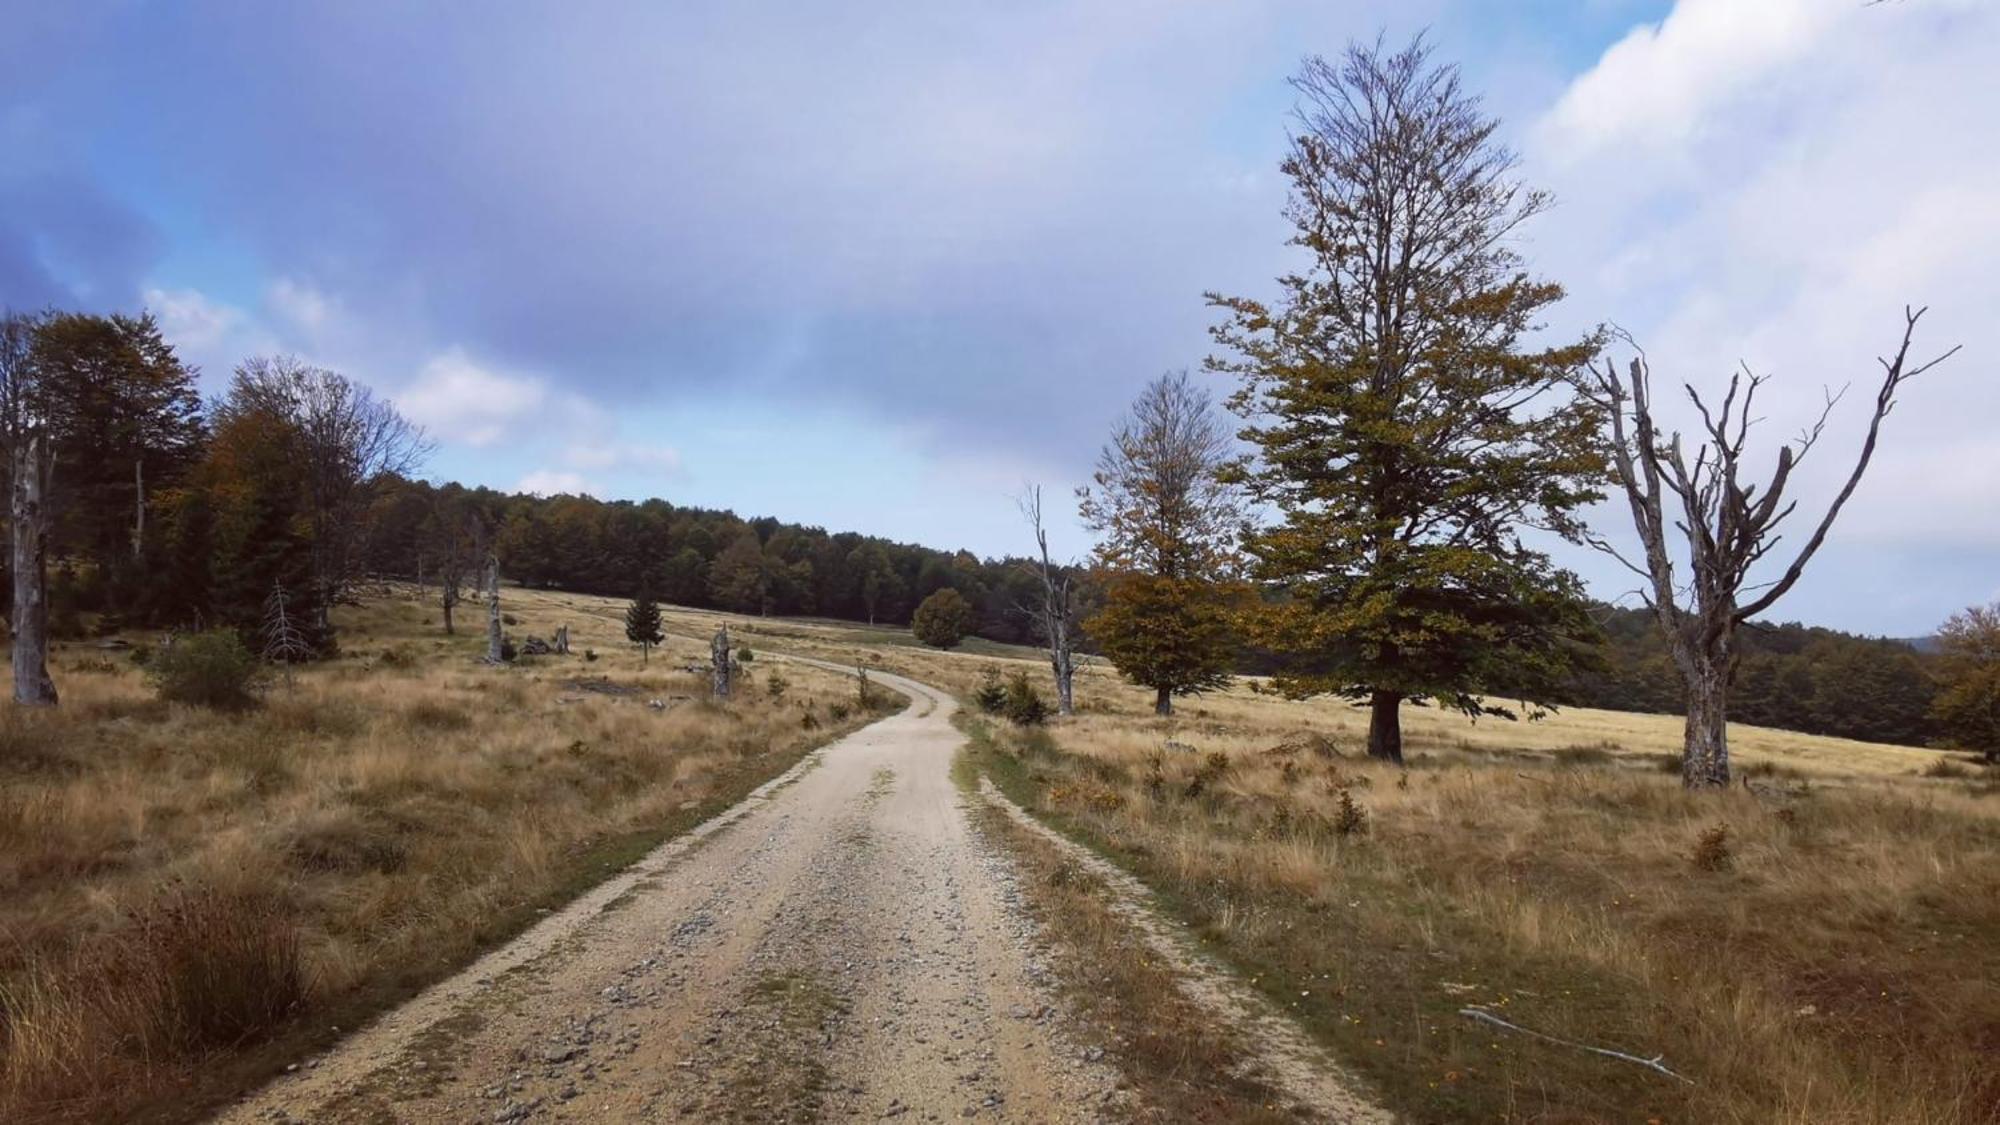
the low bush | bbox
[973,668,1008,715]
[1002,672,1049,726]
[1690,823,1733,872]
[148,631,262,710]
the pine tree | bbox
[1208,38,1603,764]
[625,589,664,665]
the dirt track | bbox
[219,667,1117,1123]
[218,663,1385,1124]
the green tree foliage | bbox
[624,590,665,665]
[1932,604,2000,763]
[912,587,975,649]
[1,312,206,627]
[1088,573,1237,711]
[1079,372,1244,715]
[1207,38,1603,763]
[31,312,206,566]
[192,387,335,655]
[149,630,262,710]
[1561,606,1937,747]
[709,529,774,615]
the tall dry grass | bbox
[0,587,888,1123]
[964,704,2000,1123]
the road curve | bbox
[218,666,1117,1124]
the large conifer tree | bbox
[1207,37,1603,764]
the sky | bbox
[2,0,1993,636]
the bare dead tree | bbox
[262,580,312,690]
[1017,485,1081,715]
[1579,307,1957,789]
[2,312,57,706]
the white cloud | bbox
[1529,0,2000,628]
[1538,0,1837,165]
[143,285,240,349]
[393,348,563,448]
[266,276,335,336]
[514,469,595,497]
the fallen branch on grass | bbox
[1457,1007,1694,1084]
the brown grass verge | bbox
[963,779,1292,1122]
[960,712,2000,1124]
[0,587,897,1124]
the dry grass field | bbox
[0,586,892,1123]
[6,592,1994,1124]
[666,607,2000,1122]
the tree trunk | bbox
[132,459,145,560]
[484,556,504,663]
[1682,666,1731,789]
[711,626,731,699]
[1052,652,1074,716]
[11,434,57,706]
[441,589,455,635]
[554,625,568,655]
[1366,690,1403,765]
[1154,686,1172,716]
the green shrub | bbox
[912,588,975,649]
[737,645,755,663]
[149,631,262,709]
[973,667,1008,714]
[1002,672,1048,726]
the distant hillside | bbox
[1563,606,1938,748]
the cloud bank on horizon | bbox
[1,0,1992,634]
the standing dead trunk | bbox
[1683,673,1730,789]
[132,459,145,560]
[554,625,569,655]
[441,586,456,635]
[11,432,57,705]
[1020,485,1081,717]
[1366,690,1403,765]
[711,625,731,699]
[1154,686,1172,717]
[483,554,504,663]
[1052,652,1076,716]
[1582,311,1956,790]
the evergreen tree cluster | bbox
[1563,606,1939,747]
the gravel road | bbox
[220,667,1118,1124]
